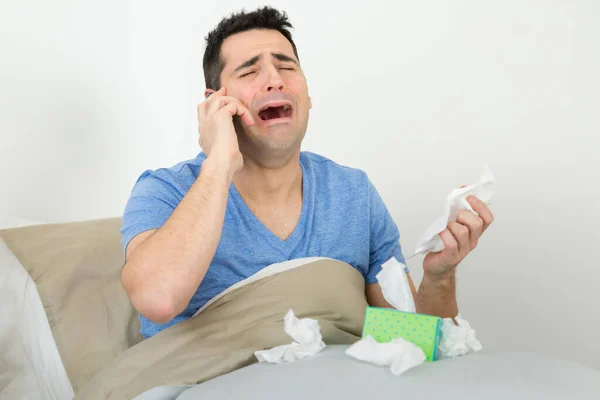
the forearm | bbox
[415,270,458,318]
[123,158,231,322]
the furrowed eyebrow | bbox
[271,52,298,65]
[233,55,261,73]
[232,52,298,74]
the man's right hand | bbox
[197,87,254,181]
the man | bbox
[120,7,493,339]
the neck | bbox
[232,152,302,205]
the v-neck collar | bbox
[229,156,311,255]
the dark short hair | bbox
[203,6,300,90]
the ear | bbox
[204,88,216,99]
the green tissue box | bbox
[362,306,442,361]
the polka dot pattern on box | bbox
[362,307,441,362]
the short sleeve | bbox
[365,179,409,284]
[120,169,183,256]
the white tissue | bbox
[413,164,495,256]
[254,309,326,363]
[376,257,416,313]
[346,241,483,374]
[346,335,426,376]
[438,314,483,359]
[344,257,424,375]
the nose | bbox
[265,64,284,92]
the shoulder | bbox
[121,153,207,250]
[133,152,207,196]
[300,151,369,188]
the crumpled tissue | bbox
[346,335,426,376]
[438,314,482,359]
[413,164,495,257]
[254,309,326,363]
[376,257,416,313]
[346,255,483,373]
[346,257,426,375]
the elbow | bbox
[121,266,178,324]
[133,293,177,324]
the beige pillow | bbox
[0,218,143,392]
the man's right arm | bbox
[121,160,231,324]
[121,87,254,324]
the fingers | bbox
[439,228,459,257]
[437,221,473,269]
[198,87,225,120]
[207,92,233,114]
[200,87,226,112]
[199,88,254,126]
[220,102,255,126]
[447,221,470,255]
[467,196,494,231]
[207,86,226,98]
[435,194,493,269]
[456,210,483,249]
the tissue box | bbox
[362,307,441,361]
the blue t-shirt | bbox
[121,151,408,338]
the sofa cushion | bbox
[0,218,143,392]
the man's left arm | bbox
[366,195,494,318]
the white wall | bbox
[2,0,599,369]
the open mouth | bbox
[258,104,293,121]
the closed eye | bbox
[240,71,256,78]
[279,67,295,71]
